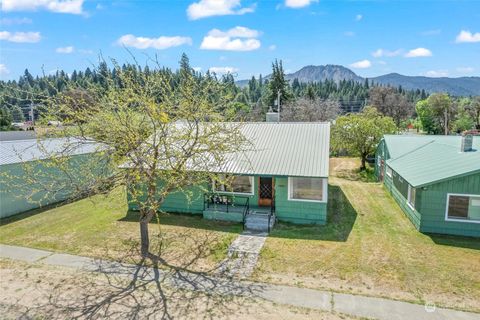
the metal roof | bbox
[385,135,480,187]
[221,122,331,177]
[0,138,99,166]
[0,131,36,141]
[121,122,331,178]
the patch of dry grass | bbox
[254,157,480,313]
[0,188,241,272]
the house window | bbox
[386,166,392,178]
[407,185,416,209]
[392,172,408,199]
[446,194,480,223]
[288,177,327,202]
[214,175,253,195]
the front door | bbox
[258,177,274,207]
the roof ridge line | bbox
[390,139,436,162]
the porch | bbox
[202,193,276,232]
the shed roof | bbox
[0,138,99,166]
[222,122,330,177]
[385,135,480,187]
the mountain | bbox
[285,65,363,83]
[237,65,480,96]
[371,73,480,96]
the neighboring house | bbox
[0,137,100,218]
[127,121,331,231]
[375,134,480,237]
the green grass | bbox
[254,157,480,313]
[0,187,242,271]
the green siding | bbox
[274,177,327,224]
[383,167,480,237]
[127,181,207,214]
[384,173,422,230]
[0,153,100,218]
[419,174,480,237]
[127,175,328,224]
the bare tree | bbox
[6,56,250,262]
[281,97,341,122]
[368,86,413,127]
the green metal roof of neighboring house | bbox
[385,135,480,187]
[383,134,465,159]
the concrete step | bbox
[245,214,275,232]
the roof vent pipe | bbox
[461,134,473,152]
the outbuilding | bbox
[0,136,100,218]
[375,134,480,237]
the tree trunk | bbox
[360,155,367,171]
[140,217,150,257]
[140,210,154,258]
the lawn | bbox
[0,188,242,272]
[253,158,480,313]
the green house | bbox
[0,137,100,218]
[127,122,331,231]
[375,134,480,237]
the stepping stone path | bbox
[216,230,267,279]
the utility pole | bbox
[277,89,281,122]
[444,108,448,135]
[30,102,35,126]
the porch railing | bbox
[268,198,275,233]
[203,193,250,216]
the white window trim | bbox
[444,193,480,224]
[287,177,328,203]
[386,166,392,178]
[407,185,415,210]
[212,176,254,196]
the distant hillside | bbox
[371,73,480,96]
[285,65,363,83]
[237,65,480,96]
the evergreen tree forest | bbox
[1,54,476,132]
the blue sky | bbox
[1,0,479,81]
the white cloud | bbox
[0,31,41,43]
[404,47,432,58]
[425,70,448,77]
[343,31,355,37]
[187,0,255,20]
[117,34,192,50]
[349,59,371,69]
[193,67,202,72]
[56,46,74,53]
[0,17,32,25]
[268,44,276,50]
[372,48,402,58]
[209,66,239,74]
[200,26,261,51]
[355,14,362,21]
[455,30,480,43]
[456,67,474,74]
[0,64,10,76]
[1,0,84,15]
[285,0,316,9]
